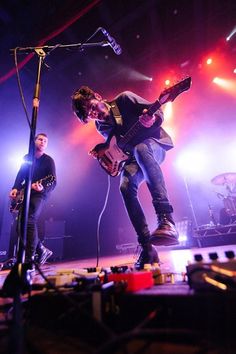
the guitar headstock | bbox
[159,77,192,105]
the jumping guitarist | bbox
[9,133,56,269]
[71,80,191,270]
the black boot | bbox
[134,242,159,270]
[36,242,53,265]
[150,213,179,246]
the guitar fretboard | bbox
[118,99,161,149]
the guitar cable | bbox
[96,174,111,268]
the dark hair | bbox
[35,133,48,140]
[71,86,96,123]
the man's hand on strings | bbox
[89,143,107,159]
[32,181,44,192]
[139,109,156,128]
[89,149,98,159]
[9,189,18,199]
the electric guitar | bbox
[9,174,56,213]
[90,77,192,177]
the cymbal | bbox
[211,172,236,185]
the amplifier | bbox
[186,250,236,291]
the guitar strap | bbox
[110,101,123,126]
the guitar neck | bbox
[147,99,161,116]
[118,99,161,149]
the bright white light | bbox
[163,125,176,140]
[178,233,188,242]
[127,69,153,81]
[226,26,236,41]
[8,154,25,172]
[165,79,170,86]
[175,148,208,177]
[213,77,236,94]
[169,249,193,273]
[163,102,173,121]
[176,220,189,243]
[213,77,226,85]
[212,77,221,84]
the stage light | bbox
[226,26,236,41]
[212,77,236,93]
[212,77,222,84]
[180,60,190,68]
[126,69,154,81]
[233,68,236,74]
[175,219,192,244]
[206,58,213,65]
[165,79,170,86]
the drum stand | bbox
[183,176,202,247]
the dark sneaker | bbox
[1,258,16,270]
[26,262,35,272]
[134,244,159,270]
[150,219,179,246]
[24,255,36,272]
[37,246,53,265]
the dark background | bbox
[0,0,236,260]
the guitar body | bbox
[9,190,24,213]
[96,136,130,176]
[9,175,56,213]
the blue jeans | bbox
[119,138,173,244]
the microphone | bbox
[100,27,122,55]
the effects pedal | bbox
[108,267,154,292]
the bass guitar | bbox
[90,77,192,177]
[9,174,56,213]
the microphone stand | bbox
[2,40,108,354]
[9,40,110,55]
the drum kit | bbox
[211,172,236,225]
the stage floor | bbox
[1,243,236,295]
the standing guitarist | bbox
[72,86,179,270]
[9,133,56,269]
